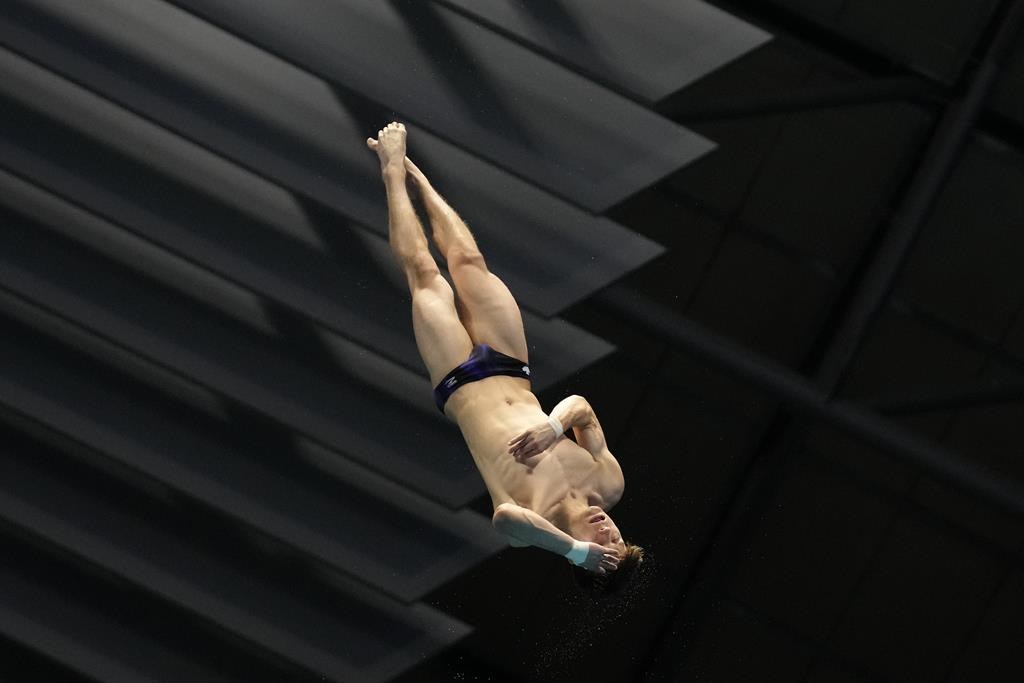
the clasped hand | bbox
[508,422,559,460]
[581,542,621,575]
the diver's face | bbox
[576,505,626,556]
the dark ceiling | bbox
[1,1,1023,682]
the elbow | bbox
[492,503,517,532]
[575,396,596,424]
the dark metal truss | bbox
[597,284,1024,518]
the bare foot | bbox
[366,121,406,175]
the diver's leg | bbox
[408,256,474,388]
[404,158,480,262]
[406,157,529,364]
[369,124,472,385]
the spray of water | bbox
[528,550,659,681]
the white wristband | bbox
[547,413,564,437]
[564,539,589,566]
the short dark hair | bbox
[569,541,648,599]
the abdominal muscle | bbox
[444,376,605,517]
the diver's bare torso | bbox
[444,375,612,518]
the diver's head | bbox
[568,505,627,558]
[563,503,648,598]
[569,534,647,599]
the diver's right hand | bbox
[580,542,620,575]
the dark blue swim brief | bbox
[433,343,531,414]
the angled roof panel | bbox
[0,10,661,316]
[436,0,773,102]
[163,0,715,212]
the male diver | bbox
[368,122,644,584]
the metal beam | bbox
[596,284,1024,517]
[632,3,1024,679]
[813,0,1024,395]
[868,380,1024,415]
[663,75,944,123]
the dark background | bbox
[414,1,1024,681]
[1,1,1022,682]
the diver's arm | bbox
[547,394,592,435]
[538,394,607,456]
[493,504,621,573]
[566,399,624,506]
[492,503,574,556]
[570,396,607,457]
[508,395,591,460]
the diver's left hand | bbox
[508,423,560,460]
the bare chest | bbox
[447,377,607,514]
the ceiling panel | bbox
[166,0,715,212]
[739,98,932,274]
[895,135,1024,343]
[912,471,1024,555]
[721,450,898,639]
[804,661,873,683]
[769,0,846,24]
[609,198,727,314]
[946,400,1024,491]
[664,39,814,216]
[828,512,1003,681]
[1000,300,1024,361]
[802,421,920,498]
[990,36,1024,126]
[687,230,837,366]
[946,570,1024,682]
[767,0,1001,82]
[0,1,667,318]
[437,0,772,102]
[840,307,988,400]
[674,597,813,681]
